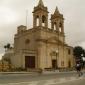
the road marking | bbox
[0,76,84,85]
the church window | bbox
[68,49,71,55]
[68,61,71,68]
[59,23,62,32]
[42,15,46,26]
[25,39,30,44]
[36,16,39,26]
[54,22,56,30]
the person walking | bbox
[76,61,83,77]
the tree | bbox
[4,43,11,51]
[6,43,11,49]
[73,46,85,67]
[73,46,83,58]
[82,49,85,57]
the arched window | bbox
[36,16,39,26]
[59,22,62,32]
[42,15,46,27]
[25,39,30,44]
[68,49,71,55]
[54,22,56,30]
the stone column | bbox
[39,15,42,27]
[45,16,48,28]
[56,23,59,32]
[51,21,54,30]
[33,15,36,27]
[61,23,64,33]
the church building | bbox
[3,0,75,70]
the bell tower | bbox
[33,0,49,28]
[51,7,64,34]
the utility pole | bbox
[26,10,28,29]
[57,28,60,69]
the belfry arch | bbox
[59,22,62,32]
[36,16,39,26]
[33,0,48,28]
[42,15,46,27]
[53,22,57,30]
[50,7,64,34]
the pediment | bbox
[47,36,63,44]
[47,36,58,43]
[36,36,63,45]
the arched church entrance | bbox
[50,51,58,69]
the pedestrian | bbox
[76,61,83,77]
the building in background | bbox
[3,0,75,70]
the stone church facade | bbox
[3,0,75,70]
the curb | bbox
[0,72,36,74]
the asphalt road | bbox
[0,71,85,85]
[55,77,85,85]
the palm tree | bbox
[4,43,11,52]
[6,43,11,49]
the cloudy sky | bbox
[0,0,85,59]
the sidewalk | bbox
[0,71,36,75]
[0,69,84,75]
[42,70,77,74]
[0,70,76,75]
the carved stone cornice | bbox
[36,37,64,45]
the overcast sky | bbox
[0,0,85,59]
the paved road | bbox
[56,76,85,85]
[0,72,85,85]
